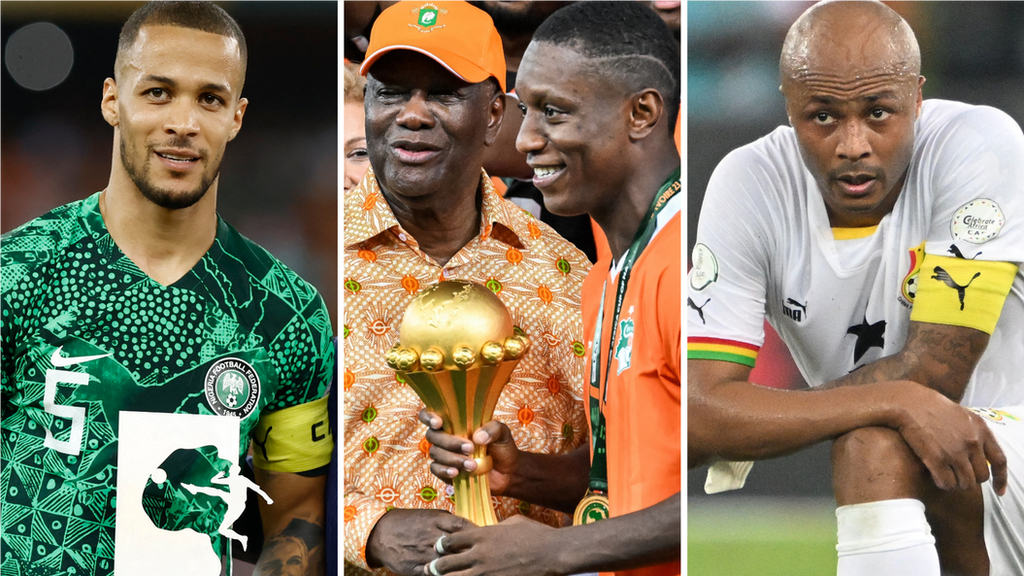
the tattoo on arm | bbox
[255,517,325,576]
[250,466,328,576]
[819,322,989,401]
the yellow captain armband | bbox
[910,253,1018,334]
[251,395,333,473]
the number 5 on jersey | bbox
[44,368,89,455]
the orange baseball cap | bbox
[360,1,506,92]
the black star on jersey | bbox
[847,316,886,364]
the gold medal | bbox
[573,490,610,525]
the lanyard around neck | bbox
[586,168,681,492]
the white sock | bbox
[836,499,940,576]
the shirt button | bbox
[398,233,407,241]
[443,269,454,277]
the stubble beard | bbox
[119,136,219,210]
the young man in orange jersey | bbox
[421,3,682,575]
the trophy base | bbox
[403,364,517,527]
[454,467,498,526]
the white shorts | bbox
[972,407,1024,573]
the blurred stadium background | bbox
[1,1,338,329]
[687,2,1024,574]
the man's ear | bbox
[101,78,119,127]
[915,75,926,118]
[228,97,248,142]
[628,89,664,140]
[483,89,505,147]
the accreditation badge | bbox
[573,490,610,525]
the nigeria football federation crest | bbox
[204,357,261,417]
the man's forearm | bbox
[503,445,590,514]
[253,468,327,576]
[818,322,988,401]
[438,493,681,576]
[690,359,1006,493]
[550,493,680,574]
[689,376,912,466]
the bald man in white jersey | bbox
[688,2,1024,575]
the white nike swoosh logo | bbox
[50,346,111,367]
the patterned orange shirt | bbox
[342,168,591,573]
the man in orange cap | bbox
[419,2,682,575]
[342,2,591,575]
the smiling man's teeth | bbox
[534,166,560,178]
[159,153,197,162]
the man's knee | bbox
[832,427,926,504]
[833,426,914,466]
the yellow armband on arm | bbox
[252,395,333,473]
[910,254,1018,334]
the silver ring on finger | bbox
[428,558,442,576]
[434,534,448,555]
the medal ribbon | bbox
[586,168,681,496]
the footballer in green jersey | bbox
[2,2,335,574]
[1,193,334,576]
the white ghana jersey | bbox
[688,99,1024,407]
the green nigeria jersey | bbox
[0,192,335,576]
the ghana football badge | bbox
[900,242,925,306]
[204,357,261,418]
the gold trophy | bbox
[386,280,530,526]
